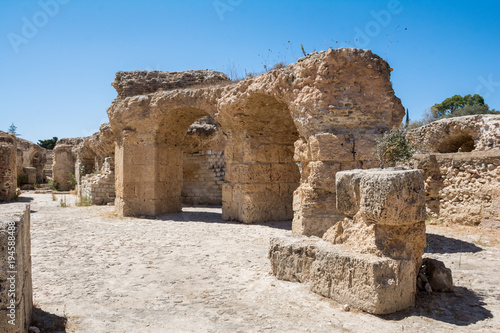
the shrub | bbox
[375,128,416,168]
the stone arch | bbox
[436,131,475,153]
[220,93,300,223]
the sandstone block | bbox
[269,234,416,314]
[308,133,354,162]
[336,168,426,225]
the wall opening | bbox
[181,116,226,206]
[437,131,475,153]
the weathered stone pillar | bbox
[270,168,426,314]
[222,139,299,223]
[114,139,183,217]
[0,132,17,201]
[292,133,381,237]
[52,140,76,191]
[0,203,33,333]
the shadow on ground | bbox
[425,233,482,254]
[380,287,492,326]
[31,306,68,333]
[154,208,292,230]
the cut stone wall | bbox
[412,151,500,225]
[270,168,426,314]
[182,150,225,205]
[80,157,115,205]
[107,48,405,229]
[0,203,33,333]
[0,131,17,202]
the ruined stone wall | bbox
[107,48,405,230]
[0,203,33,333]
[80,157,115,205]
[0,131,17,201]
[412,151,500,225]
[182,150,225,205]
[408,115,500,153]
[15,137,49,183]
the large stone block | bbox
[0,203,33,333]
[0,132,17,202]
[269,234,416,314]
[308,133,354,162]
[336,168,426,225]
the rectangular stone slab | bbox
[269,234,416,314]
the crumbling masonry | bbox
[107,48,405,237]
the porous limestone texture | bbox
[270,168,427,314]
[269,234,415,314]
[0,203,33,333]
[80,157,115,205]
[327,168,426,266]
[412,151,500,225]
[0,131,17,201]
[107,48,404,229]
[408,115,500,153]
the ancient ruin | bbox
[0,203,33,333]
[107,48,405,237]
[0,131,17,201]
[270,168,427,314]
[409,115,500,225]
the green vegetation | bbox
[375,127,416,168]
[7,123,19,136]
[409,93,499,129]
[37,136,58,150]
[17,174,29,186]
[49,180,59,191]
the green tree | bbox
[7,123,19,136]
[37,137,58,150]
[432,94,486,118]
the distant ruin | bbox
[409,115,500,225]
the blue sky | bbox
[1,0,499,143]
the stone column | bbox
[222,140,299,223]
[270,168,426,314]
[52,144,75,191]
[115,140,183,217]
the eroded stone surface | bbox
[0,203,33,333]
[107,48,404,228]
[269,234,416,314]
[408,115,500,153]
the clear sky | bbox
[1,0,499,143]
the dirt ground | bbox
[20,193,500,332]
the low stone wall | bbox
[0,132,17,202]
[0,203,33,333]
[412,151,500,225]
[270,168,426,314]
[80,158,115,205]
[182,150,225,205]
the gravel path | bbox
[25,193,500,332]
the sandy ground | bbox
[19,193,500,332]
